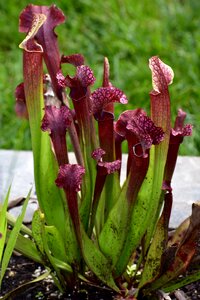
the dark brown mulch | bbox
[1,254,200,300]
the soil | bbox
[0,254,200,300]
[0,254,115,300]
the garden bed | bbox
[1,251,200,300]
[1,254,115,300]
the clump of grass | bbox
[1,0,200,155]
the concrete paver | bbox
[1,150,200,227]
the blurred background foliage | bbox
[0,0,200,155]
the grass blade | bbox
[163,270,200,293]
[0,186,11,263]
[0,189,31,286]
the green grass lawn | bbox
[0,0,200,155]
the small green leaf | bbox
[0,189,31,286]
[49,256,73,273]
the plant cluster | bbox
[1,4,200,300]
